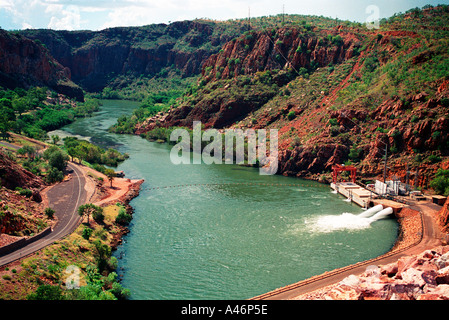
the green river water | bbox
[53,100,399,300]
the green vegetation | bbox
[1,198,132,300]
[77,203,104,225]
[0,86,100,140]
[115,205,132,226]
[109,89,184,134]
[430,169,449,196]
[63,136,128,170]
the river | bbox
[52,99,399,300]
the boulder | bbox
[324,284,362,300]
[380,262,398,277]
[400,268,437,287]
[396,256,419,278]
[436,266,449,285]
[418,284,449,300]
[390,282,423,300]
[433,251,449,269]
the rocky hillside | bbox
[0,151,45,191]
[301,245,449,300]
[0,150,48,238]
[156,26,360,129]
[439,197,449,233]
[134,6,449,184]
[20,20,249,92]
[0,30,84,101]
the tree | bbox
[78,203,104,225]
[17,145,36,160]
[105,168,116,188]
[12,97,27,115]
[74,144,87,164]
[93,239,112,272]
[43,146,68,171]
[51,135,61,145]
[0,102,16,139]
[46,167,64,183]
[67,147,77,162]
[27,285,63,300]
[430,169,449,196]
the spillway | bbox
[369,207,394,222]
[358,204,384,218]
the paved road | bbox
[251,202,443,300]
[0,162,88,267]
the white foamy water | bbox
[306,213,373,233]
[304,206,393,234]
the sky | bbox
[1,0,449,31]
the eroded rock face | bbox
[20,21,245,92]
[0,151,45,191]
[438,198,449,233]
[0,30,84,101]
[201,28,359,83]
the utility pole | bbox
[383,140,388,183]
[405,163,410,192]
[282,4,285,25]
[415,169,420,190]
[248,7,251,31]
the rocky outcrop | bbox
[302,246,449,300]
[0,151,45,191]
[137,27,361,133]
[439,198,449,233]
[0,29,84,101]
[279,143,349,177]
[202,27,360,82]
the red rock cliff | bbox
[0,29,84,101]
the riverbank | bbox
[72,163,145,249]
[0,161,143,299]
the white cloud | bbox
[2,0,448,31]
[22,22,34,29]
[47,5,82,30]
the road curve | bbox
[0,162,88,267]
[251,202,443,300]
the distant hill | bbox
[10,7,449,184]
[0,29,84,101]
[19,20,251,93]
[130,6,449,184]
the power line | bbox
[142,181,330,192]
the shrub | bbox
[44,207,55,219]
[16,187,32,198]
[287,110,296,121]
[328,118,338,126]
[115,208,132,226]
[46,167,64,183]
[348,147,362,161]
[430,169,449,196]
[27,285,63,300]
[427,154,442,163]
[82,227,93,240]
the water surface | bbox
[56,100,399,300]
